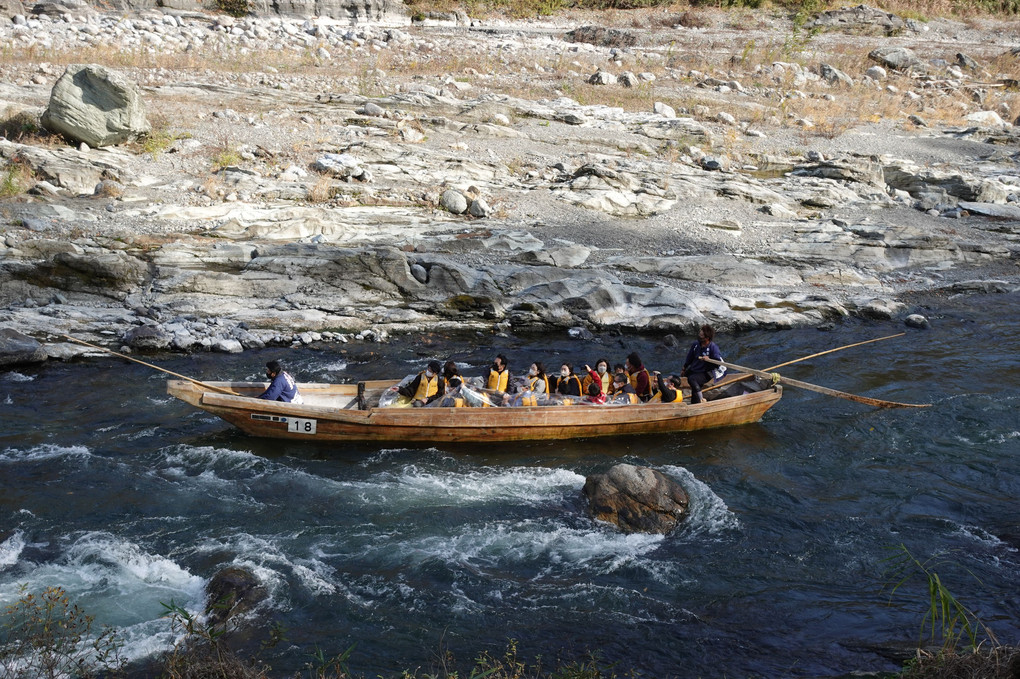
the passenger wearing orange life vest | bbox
[582,357,612,396]
[486,354,510,392]
[398,360,443,407]
[625,352,653,402]
[552,363,583,397]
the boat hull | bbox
[167,379,782,443]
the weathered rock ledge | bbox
[1,6,1018,361]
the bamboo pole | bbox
[705,333,906,394]
[702,357,930,409]
[60,335,241,396]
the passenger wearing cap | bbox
[398,360,444,407]
[257,360,303,403]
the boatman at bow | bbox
[681,324,723,404]
[258,360,303,403]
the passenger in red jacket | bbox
[582,366,606,404]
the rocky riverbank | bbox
[0,1,1018,363]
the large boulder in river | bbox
[582,464,689,534]
[41,64,150,148]
[205,566,268,628]
[0,328,47,367]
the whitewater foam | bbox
[661,465,740,536]
[0,444,92,463]
[337,463,585,510]
[1,371,34,382]
[0,531,25,569]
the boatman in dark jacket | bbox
[258,360,302,403]
[681,324,723,404]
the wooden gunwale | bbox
[167,379,781,443]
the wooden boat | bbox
[166,374,782,443]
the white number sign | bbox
[287,418,317,435]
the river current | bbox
[2,294,1018,677]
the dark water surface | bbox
[2,296,1018,677]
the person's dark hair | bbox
[669,375,683,387]
[626,352,642,368]
[560,363,573,374]
[613,363,626,374]
[532,361,546,376]
[587,383,600,397]
[595,357,610,370]
[699,324,715,342]
[495,354,508,370]
[443,361,459,378]
[613,372,627,383]
[427,360,441,374]
[266,360,282,374]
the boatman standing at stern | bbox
[258,360,303,403]
[681,325,723,405]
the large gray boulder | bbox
[41,64,150,148]
[582,464,689,534]
[0,328,47,367]
[868,47,925,72]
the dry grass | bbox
[0,158,34,198]
[306,174,337,203]
[899,645,1020,679]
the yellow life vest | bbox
[583,371,612,395]
[528,374,550,394]
[629,367,653,396]
[487,368,509,392]
[659,388,682,403]
[413,372,440,402]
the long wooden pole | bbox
[705,333,906,394]
[702,357,930,409]
[60,335,241,396]
[761,333,905,372]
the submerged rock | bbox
[205,566,268,628]
[582,463,689,534]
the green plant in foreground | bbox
[0,160,32,198]
[884,544,999,653]
[0,585,125,679]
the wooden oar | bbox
[702,357,930,409]
[60,335,241,396]
[705,333,906,394]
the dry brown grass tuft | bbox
[899,645,1020,679]
[306,174,337,203]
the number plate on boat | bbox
[286,418,317,435]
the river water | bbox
[2,294,1018,677]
